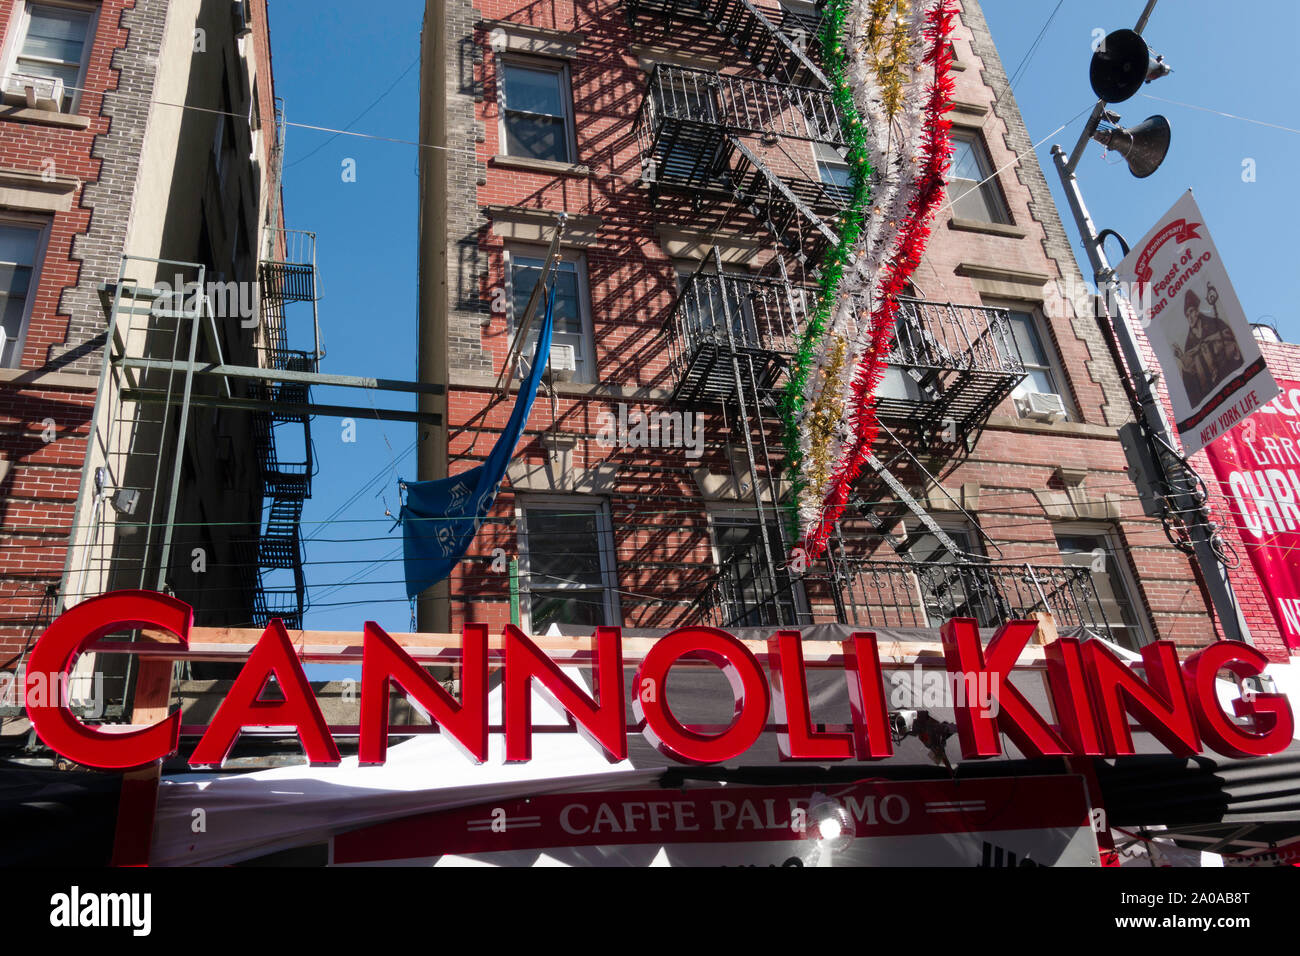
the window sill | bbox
[984,413,1113,438]
[0,105,90,129]
[948,217,1026,239]
[491,154,590,177]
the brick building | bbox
[416,0,1289,663]
[0,0,296,705]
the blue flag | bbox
[400,284,556,598]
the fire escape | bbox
[634,0,1109,633]
[247,230,321,630]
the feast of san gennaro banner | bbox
[1116,190,1279,456]
[1205,379,1300,651]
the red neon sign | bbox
[22,591,1296,770]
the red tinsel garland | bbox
[803,0,957,558]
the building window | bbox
[4,3,96,112]
[500,60,574,163]
[709,510,803,628]
[505,247,594,383]
[1055,529,1150,650]
[1001,307,1071,417]
[947,131,1010,224]
[517,500,618,632]
[0,220,45,368]
[813,142,853,205]
[780,0,822,49]
[898,521,995,628]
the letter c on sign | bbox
[26,591,190,770]
[633,626,770,764]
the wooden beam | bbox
[1030,611,1059,646]
[105,627,1049,668]
[109,658,173,867]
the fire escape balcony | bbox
[663,269,810,407]
[876,297,1027,437]
[691,539,1111,636]
[623,0,829,88]
[637,63,846,261]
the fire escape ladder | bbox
[722,0,831,88]
[727,137,841,257]
[249,232,321,631]
[862,422,1002,564]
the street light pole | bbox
[1050,0,1253,644]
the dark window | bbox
[713,515,800,627]
[520,505,614,631]
[0,222,41,368]
[1056,531,1148,650]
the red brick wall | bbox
[0,1,136,659]
[441,0,1246,661]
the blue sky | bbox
[264,0,1300,636]
[981,0,1300,340]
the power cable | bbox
[285,57,421,169]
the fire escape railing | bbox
[688,542,1111,636]
[623,0,830,89]
[636,63,845,259]
[641,64,843,145]
[664,269,810,405]
[874,296,1027,433]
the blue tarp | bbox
[400,285,556,598]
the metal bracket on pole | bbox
[1049,145,1252,644]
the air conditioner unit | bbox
[548,343,577,382]
[2,73,64,111]
[1016,391,1068,423]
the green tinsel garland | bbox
[779,0,874,535]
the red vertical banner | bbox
[1206,379,1300,650]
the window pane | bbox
[2,292,29,342]
[525,508,604,588]
[1008,312,1050,366]
[512,257,581,334]
[504,113,569,162]
[949,177,999,223]
[876,365,919,401]
[949,140,984,182]
[0,264,32,299]
[21,7,89,64]
[530,590,605,630]
[947,138,1007,223]
[503,64,565,117]
[0,226,38,366]
[1057,533,1145,649]
[0,225,38,267]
